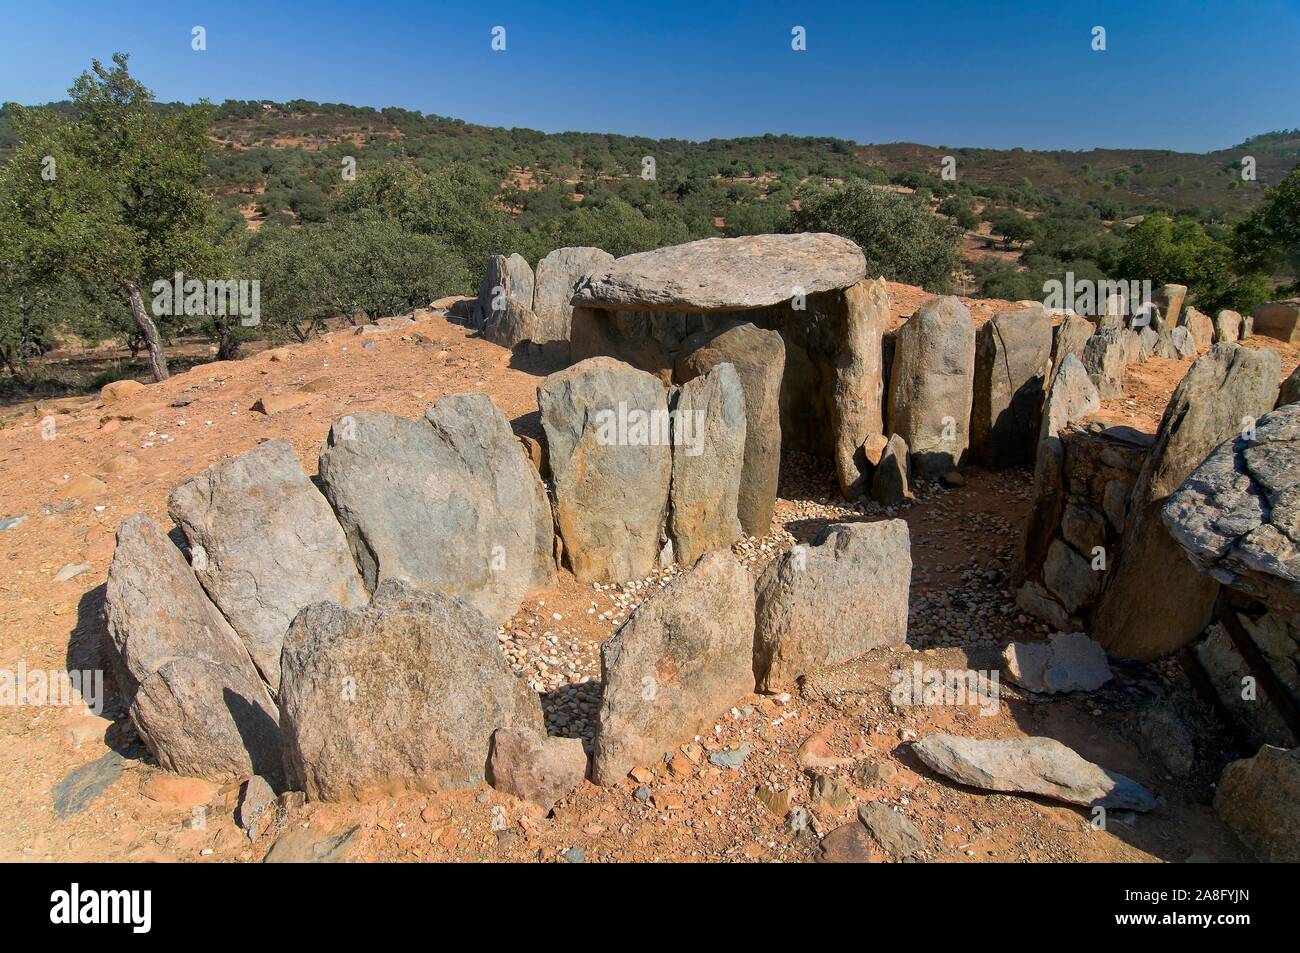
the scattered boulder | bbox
[1212,744,1300,862]
[1001,632,1112,694]
[1081,327,1126,398]
[1162,402,1300,614]
[971,305,1052,468]
[570,233,865,311]
[1214,310,1243,344]
[675,323,784,535]
[913,733,1156,811]
[533,246,615,344]
[252,392,308,416]
[106,513,262,701]
[237,775,277,830]
[538,357,671,582]
[1093,344,1281,659]
[754,520,911,692]
[139,774,217,807]
[1250,299,1300,346]
[591,551,755,785]
[278,580,543,801]
[100,379,145,405]
[887,296,976,478]
[317,394,554,624]
[667,362,746,565]
[857,801,925,859]
[263,825,360,863]
[488,726,588,813]
[871,433,911,507]
[168,439,367,690]
[129,657,283,782]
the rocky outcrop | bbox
[1081,327,1127,398]
[317,394,554,625]
[913,733,1156,810]
[667,362,746,564]
[754,520,911,692]
[1213,744,1300,862]
[130,657,283,782]
[168,439,367,691]
[1162,402,1300,614]
[675,322,783,535]
[106,514,261,701]
[886,297,975,478]
[538,357,671,582]
[1092,344,1281,660]
[971,305,1052,468]
[591,551,755,784]
[278,580,543,801]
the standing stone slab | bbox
[668,362,746,565]
[1214,310,1243,344]
[488,726,588,813]
[591,552,755,785]
[1279,365,1300,408]
[832,278,890,496]
[533,246,615,344]
[972,305,1052,469]
[1092,344,1282,660]
[106,513,261,701]
[539,357,671,583]
[472,253,534,329]
[1050,313,1094,377]
[675,322,784,536]
[1153,284,1188,329]
[1081,327,1127,399]
[887,297,975,479]
[1180,306,1215,350]
[130,657,283,782]
[318,394,554,625]
[1213,744,1300,863]
[279,580,543,801]
[754,520,911,692]
[168,440,366,691]
[872,434,911,507]
[481,297,538,350]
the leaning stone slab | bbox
[1092,344,1281,660]
[1152,284,1187,329]
[668,362,746,565]
[972,305,1052,469]
[591,551,755,785]
[130,657,284,782]
[913,733,1156,810]
[318,394,554,624]
[571,233,865,312]
[887,296,975,478]
[278,580,543,801]
[1001,632,1112,694]
[168,439,367,691]
[754,520,911,692]
[871,433,911,507]
[538,357,671,582]
[106,513,261,701]
[1162,402,1300,614]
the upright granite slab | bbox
[569,233,880,498]
[971,304,1052,469]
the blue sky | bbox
[1,0,1297,152]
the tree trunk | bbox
[216,326,242,361]
[122,279,169,381]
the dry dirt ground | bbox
[1,285,1295,863]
